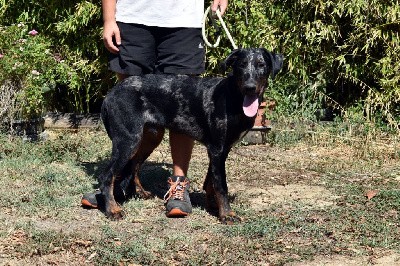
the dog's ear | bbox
[220,49,241,72]
[261,49,284,79]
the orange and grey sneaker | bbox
[81,183,129,209]
[164,176,192,217]
[81,190,103,209]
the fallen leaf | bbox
[365,190,378,200]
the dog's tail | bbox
[101,99,112,138]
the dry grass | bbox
[0,123,399,265]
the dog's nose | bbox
[243,84,257,93]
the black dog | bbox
[99,48,283,223]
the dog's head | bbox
[222,48,283,117]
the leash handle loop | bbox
[202,5,238,49]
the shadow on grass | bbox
[80,159,213,215]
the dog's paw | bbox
[106,209,126,221]
[135,188,153,199]
[220,211,242,225]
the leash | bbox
[202,5,238,49]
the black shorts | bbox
[108,22,205,75]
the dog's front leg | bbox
[206,148,241,224]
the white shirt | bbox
[116,0,204,28]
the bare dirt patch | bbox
[240,184,337,212]
[0,129,399,265]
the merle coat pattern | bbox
[99,48,283,223]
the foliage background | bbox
[206,0,400,129]
[0,0,399,129]
[0,0,105,120]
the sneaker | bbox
[164,176,192,217]
[81,185,127,209]
[81,190,103,209]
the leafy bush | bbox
[0,0,399,130]
[0,0,105,120]
[206,0,400,129]
[0,24,74,119]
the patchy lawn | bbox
[0,123,399,265]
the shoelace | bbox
[163,177,189,202]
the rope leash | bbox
[202,5,238,49]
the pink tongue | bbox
[243,95,259,117]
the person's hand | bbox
[103,21,121,54]
[211,0,228,16]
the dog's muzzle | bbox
[243,84,257,94]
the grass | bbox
[0,122,399,265]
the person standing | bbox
[82,0,229,217]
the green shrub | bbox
[0,24,72,119]
[206,0,400,128]
[0,0,105,118]
[0,1,399,130]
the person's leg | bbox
[156,26,205,177]
[155,27,205,217]
[169,131,194,177]
[116,73,130,81]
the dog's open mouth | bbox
[243,95,259,117]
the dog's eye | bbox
[257,62,266,68]
[239,61,248,68]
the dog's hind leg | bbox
[129,126,165,199]
[101,135,142,220]
[100,170,125,220]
